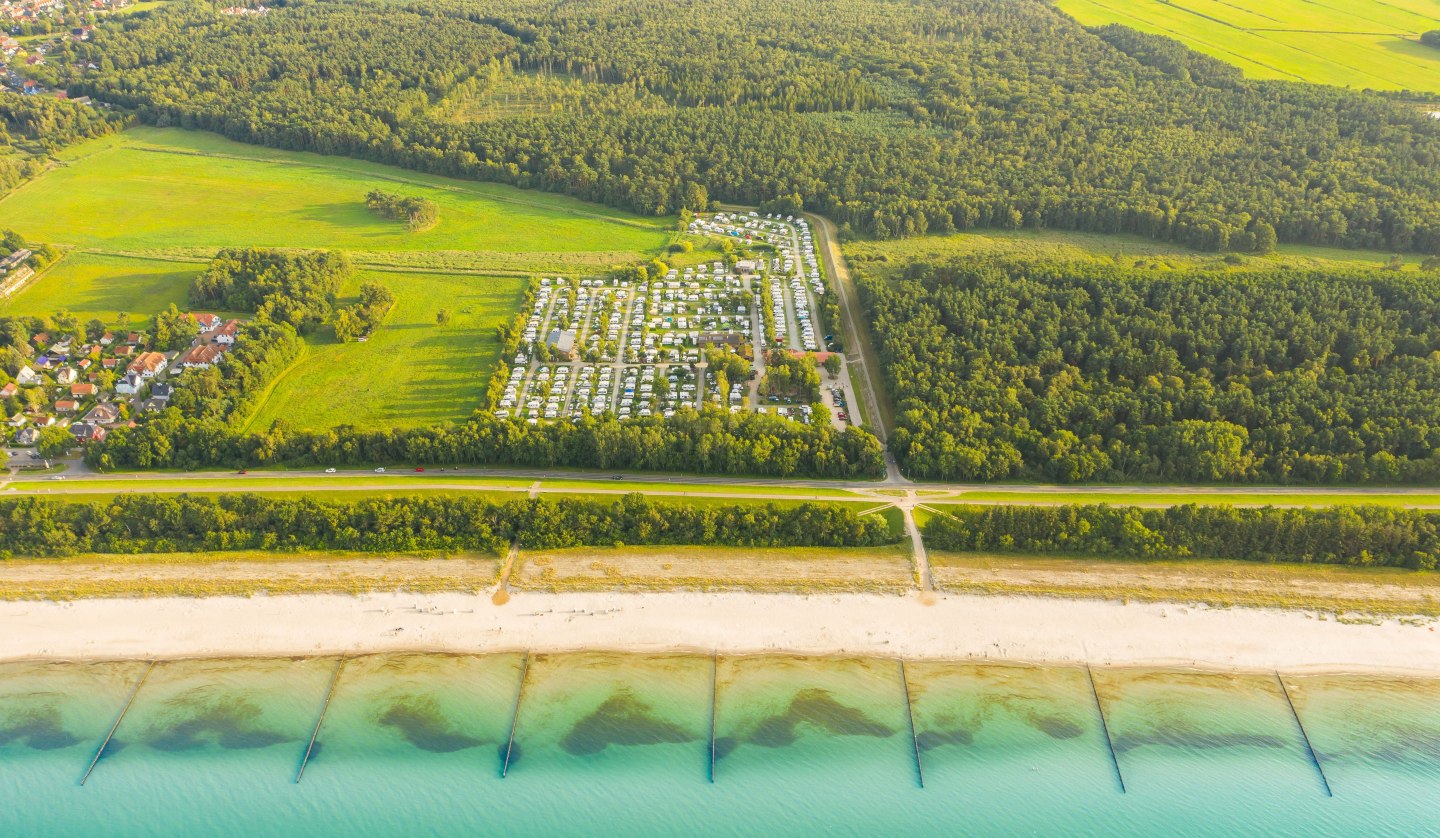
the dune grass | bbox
[1057,0,1440,93]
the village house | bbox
[15,366,39,386]
[201,319,241,345]
[189,312,222,332]
[115,372,144,395]
[178,343,227,369]
[55,367,77,385]
[53,398,78,413]
[149,382,173,402]
[127,351,167,378]
[14,426,39,446]
[0,382,15,399]
[83,402,119,425]
[70,382,97,398]
[69,422,105,443]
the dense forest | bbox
[29,0,1440,252]
[86,407,887,477]
[190,247,349,332]
[0,492,896,557]
[863,260,1440,484]
[925,504,1440,569]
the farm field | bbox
[243,269,526,431]
[1056,0,1440,92]
[0,252,200,323]
[1,128,674,259]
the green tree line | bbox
[0,492,897,558]
[85,406,887,477]
[924,504,1440,569]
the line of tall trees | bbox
[924,504,1440,569]
[0,492,897,558]
[84,407,887,477]
[862,258,1440,484]
[40,0,1440,253]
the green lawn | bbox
[1057,0,1440,93]
[0,252,199,324]
[243,270,526,431]
[2,127,673,258]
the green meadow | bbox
[243,269,526,431]
[0,127,677,429]
[1057,0,1440,92]
[0,252,199,324]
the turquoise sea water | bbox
[0,653,1437,836]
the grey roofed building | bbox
[546,329,577,360]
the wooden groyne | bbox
[1275,672,1333,797]
[296,655,347,783]
[502,652,531,778]
[1085,664,1126,794]
[709,652,719,784]
[898,659,925,789]
[81,660,156,786]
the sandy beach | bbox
[0,591,1436,674]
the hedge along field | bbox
[243,269,527,431]
[1056,0,1440,92]
[0,127,675,256]
[0,252,199,324]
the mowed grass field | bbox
[244,269,526,431]
[1057,0,1440,92]
[1,127,672,256]
[0,126,677,430]
[0,252,199,324]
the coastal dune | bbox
[0,591,1436,674]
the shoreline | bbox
[2,590,1438,676]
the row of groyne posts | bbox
[75,655,1333,796]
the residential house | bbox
[15,366,39,386]
[70,382,97,398]
[178,343,226,369]
[99,331,115,346]
[127,351,166,377]
[69,422,105,443]
[112,345,134,359]
[125,331,143,346]
[8,412,26,428]
[55,367,77,385]
[53,399,78,413]
[14,426,39,446]
[0,382,15,399]
[115,372,143,395]
[202,320,241,345]
[83,402,119,425]
[141,397,168,413]
[189,312,222,332]
[149,383,174,402]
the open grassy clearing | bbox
[3,128,674,257]
[511,543,915,593]
[930,551,1440,617]
[0,550,501,600]
[1057,0,1440,92]
[932,492,1440,509]
[0,252,205,325]
[845,227,1435,283]
[243,269,526,431]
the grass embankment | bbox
[930,552,1440,618]
[511,543,915,593]
[930,492,1440,509]
[0,550,502,600]
[1056,0,1440,93]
